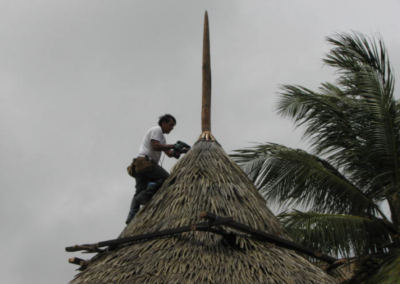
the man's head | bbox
[158,114,176,134]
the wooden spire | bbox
[200,11,215,141]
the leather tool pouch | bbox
[127,161,136,178]
[128,156,154,177]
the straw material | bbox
[69,139,338,284]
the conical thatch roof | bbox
[69,139,338,284]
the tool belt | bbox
[127,156,155,178]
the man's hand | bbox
[164,141,191,159]
[171,150,181,159]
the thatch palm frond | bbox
[231,143,382,216]
[278,211,393,259]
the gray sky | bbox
[1,1,399,283]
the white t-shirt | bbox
[138,126,166,163]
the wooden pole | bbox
[202,11,212,133]
[65,217,234,253]
[69,257,87,266]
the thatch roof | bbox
[69,139,339,284]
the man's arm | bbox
[151,140,174,157]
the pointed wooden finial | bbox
[200,11,214,141]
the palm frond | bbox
[366,249,400,284]
[277,83,363,160]
[324,32,400,198]
[324,31,394,99]
[279,211,393,259]
[231,143,384,217]
[276,33,400,201]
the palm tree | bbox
[232,32,400,283]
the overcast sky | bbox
[1,1,399,283]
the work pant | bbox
[128,163,169,217]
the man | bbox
[126,114,189,225]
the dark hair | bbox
[158,114,176,126]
